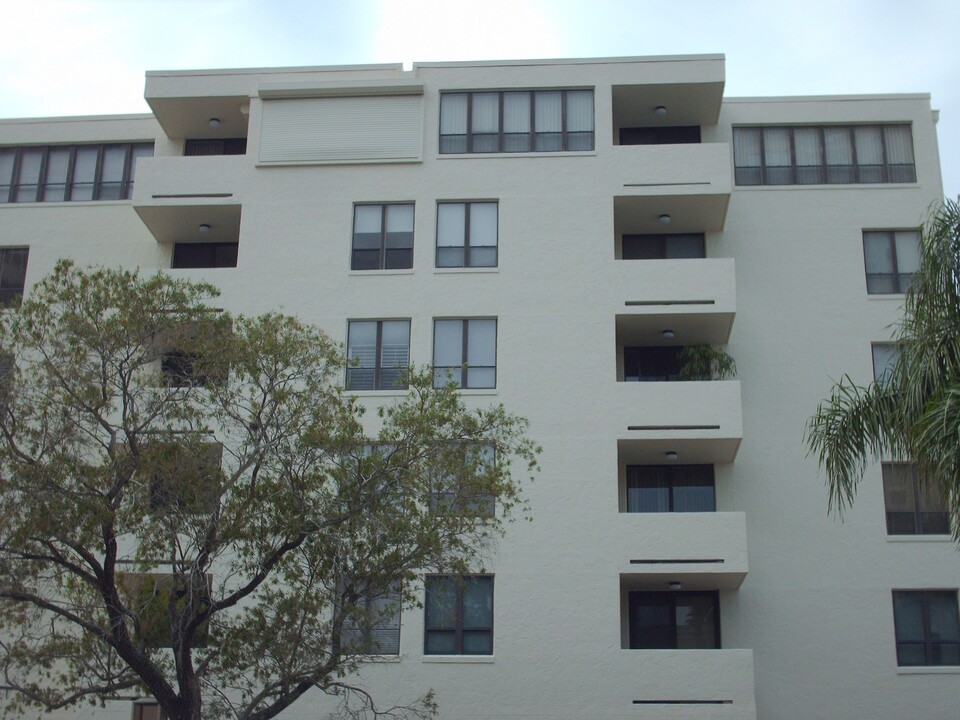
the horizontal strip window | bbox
[440,90,594,154]
[733,125,915,186]
[0,142,154,203]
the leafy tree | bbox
[806,198,960,537]
[0,261,537,720]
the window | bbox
[619,126,701,145]
[351,203,414,270]
[872,343,900,385]
[624,346,682,382]
[0,142,153,202]
[892,590,960,666]
[424,575,493,655]
[339,583,401,655]
[436,202,498,268]
[120,573,211,648]
[733,125,915,186]
[172,243,239,269]
[431,443,496,518]
[183,138,247,156]
[433,319,496,389]
[145,441,223,515]
[622,234,705,260]
[132,701,167,720]
[440,90,594,154]
[882,463,949,535]
[863,230,920,294]
[0,247,28,305]
[628,591,720,649]
[346,320,410,391]
[626,465,715,513]
[159,321,229,388]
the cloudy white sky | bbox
[0,0,956,197]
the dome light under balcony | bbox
[658,214,671,225]
[665,451,679,461]
[198,224,211,234]
[655,105,667,116]
[208,117,221,128]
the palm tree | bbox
[806,198,960,538]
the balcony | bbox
[613,381,742,464]
[612,512,748,590]
[131,156,244,244]
[612,143,731,234]
[609,649,756,719]
[613,258,735,345]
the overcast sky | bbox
[0,0,956,198]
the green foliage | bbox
[0,261,538,720]
[806,198,960,538]
[678,344,737,381]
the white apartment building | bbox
[0,54,956,720]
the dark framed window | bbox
[0,142,153,203]
[619,126,701,145]
[627,465,715,513]
[424,575,493,655]
[146,441,223,515]
[436,202,498,268]
[624,346,682,382]
[622,234,705,260]
[172,243,239,269]
[628,591,720,649]
[882,463,949,535]
[346,320,410,391]
[132,701,167,720]
[433,318,496,389]
[0,247,29,305]
[339,583,401,655]
[733,125,915,186]
[119,573,212,648]
[183,138,247,156]
[440,90,594,154]
[872,343,899,385]
[431,443,496,518]
[351,203,414,270]
[863,230,920,294]
[892,590,960,666]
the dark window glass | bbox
[184,138,247,156]
[0,142,152,202]
[0,248,29,305]
[433,318,496,389]
[351,204,414,270]
[624,346,683,382]
[619,126,701,145]
[436,202,498,268]
[883,464,950,535]
[425,575,493,655]
[863,230,920,294]
[120,573,211,648]
[893,591,960,666]
[627,465,715,513]
[439,90,594,154]
[339,583,401,655]
[346,320,410,391]
[629,591,720,649]
[622,234,705,260]
[732,125,914,186]
[172,243,239,269]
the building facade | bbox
[0,54,956,719]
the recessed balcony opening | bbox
[627,590,720,649]
[620,233,706,260]
[184,138,248,156]
[620,344,735,383]
[172,242,239,269]
[619,125,701,146]
[622,464,716,513]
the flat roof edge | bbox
[0,113,155,125]
[725,93,931,103]
[146,63,405,78]
[414,54,725,70]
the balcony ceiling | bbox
[147,96,250,140]
[618,436,742,466]
[614,194,729,235]
[134,203,242,245]
[616,310,734,347]
[612,81,724,128]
